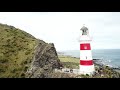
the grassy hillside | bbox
[58,55,79,69]
[0,23,38,78]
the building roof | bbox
[80,26,88,31]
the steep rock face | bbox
[26,40,62,78]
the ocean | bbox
[60,49,120,68]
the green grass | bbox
[0,23,39,78]
[58,55,79,69]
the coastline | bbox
[58,53,120,78]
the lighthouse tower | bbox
[79,25,95,75]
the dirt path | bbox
[55,68,79,74]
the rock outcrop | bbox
[26,40,62,78]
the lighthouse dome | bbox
[80,25,89,35]
[80,26,88,31]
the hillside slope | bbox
[0,23,61,78]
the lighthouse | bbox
[79,25,95,75]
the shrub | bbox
[20,73,25,78]
[24,66,28,72]
[86,74,89,76]
[11,69,17,73]
[25,51,31,55]
[0,68,5,73]
[24,61,27,64]
[0,59,8,63]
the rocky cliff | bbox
[26,40,62,78]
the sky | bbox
[0,12,120,51]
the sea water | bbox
[61,49,120,68]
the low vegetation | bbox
[58,55,79,69]
[0,23,38,78]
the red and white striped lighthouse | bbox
[79,25,95,75]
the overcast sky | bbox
[0,12,120,51]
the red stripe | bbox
[80,43,91,50]
[80,60,93,65]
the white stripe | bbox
[80,50,92,60]
[80,35,92,40]
[80,41,91,44]
[79,65,95,74]
[79,35,92,43]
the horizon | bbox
[0,12,120,51]
[58,48,120,52]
